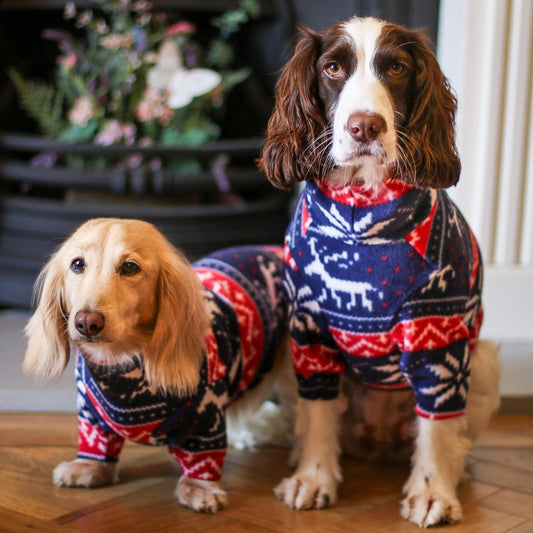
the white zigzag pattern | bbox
[178,452,223,479]
[332,329,391,356]
[402,318,464,352]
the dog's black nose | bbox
[74,310,105,337]
[347,112,386,142]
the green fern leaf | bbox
[8,68,65,137]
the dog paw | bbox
[175,476,228,514]
[53,459,118,488]
[400,491,462,527]
[274,472,337,510]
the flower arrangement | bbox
[9,0,259,151]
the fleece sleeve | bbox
[391,277,482,420]
[283,258,345,401]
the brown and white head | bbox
[23,218,209,396]
[259,16,460,191]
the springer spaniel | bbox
[259,16,500,527]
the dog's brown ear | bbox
[258,26,327,189]
[144,245,209,397]
[23,252,70,380]
[399,28,461,188]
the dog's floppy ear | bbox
[23,251,70,380]
[143,244,209,397]
[400,28,461,188]
[258,26,327,189]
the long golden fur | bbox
[23,218,209,396]
[23,218,295,513]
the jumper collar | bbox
[315,175,413,208]
[305,177,437,248]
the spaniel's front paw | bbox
[175,476,228,514]
[274,470,338,510]
[401,490,462,527]
[53,459,118,488]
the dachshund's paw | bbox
[53,459,118,488]
[401,490,462,527]
[175,477,228,514]
[274,472,338,510]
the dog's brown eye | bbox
[325,61,343,77]
[120,261,140,276]
[71,258,85,274]
[388,62,405,76]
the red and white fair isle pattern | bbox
[195,266,264,393]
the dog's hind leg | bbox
[226,337,297,450]
[464,340,501,440]
[340,379,416,461]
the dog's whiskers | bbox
[394,128,417,183]
[302,128,334,180]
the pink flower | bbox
[132,1,152,12]
[135,99,155,122]
[138,137,153,148]
[121,123,136,145]
[135,88,174,125]
[58,53,77,69]
[100,32,134,50]
[94,120,122,145]
[94,120,137,145]
[64,2,76,19]
[158,105,174,126]
[126,154,143,168]
[75,10,93,28]
[135,88,162,122]
[95,20,109,34]
[68,96,95,126]
[165,21,195,37]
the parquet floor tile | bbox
[1,413,532,532]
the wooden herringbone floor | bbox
[1,413,532,532]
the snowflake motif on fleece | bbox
[419,345,470,412]
[359,353,404,385]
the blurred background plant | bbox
[8,0,259,155]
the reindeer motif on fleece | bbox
[304,237,376,311]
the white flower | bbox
[147,39,222,109]
[167,68,221,109]
[146,39,182,91]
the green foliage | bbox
[8,0,260,152]
[209,0,260,69]
[211,0,260,39]
[8,69,65,137]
